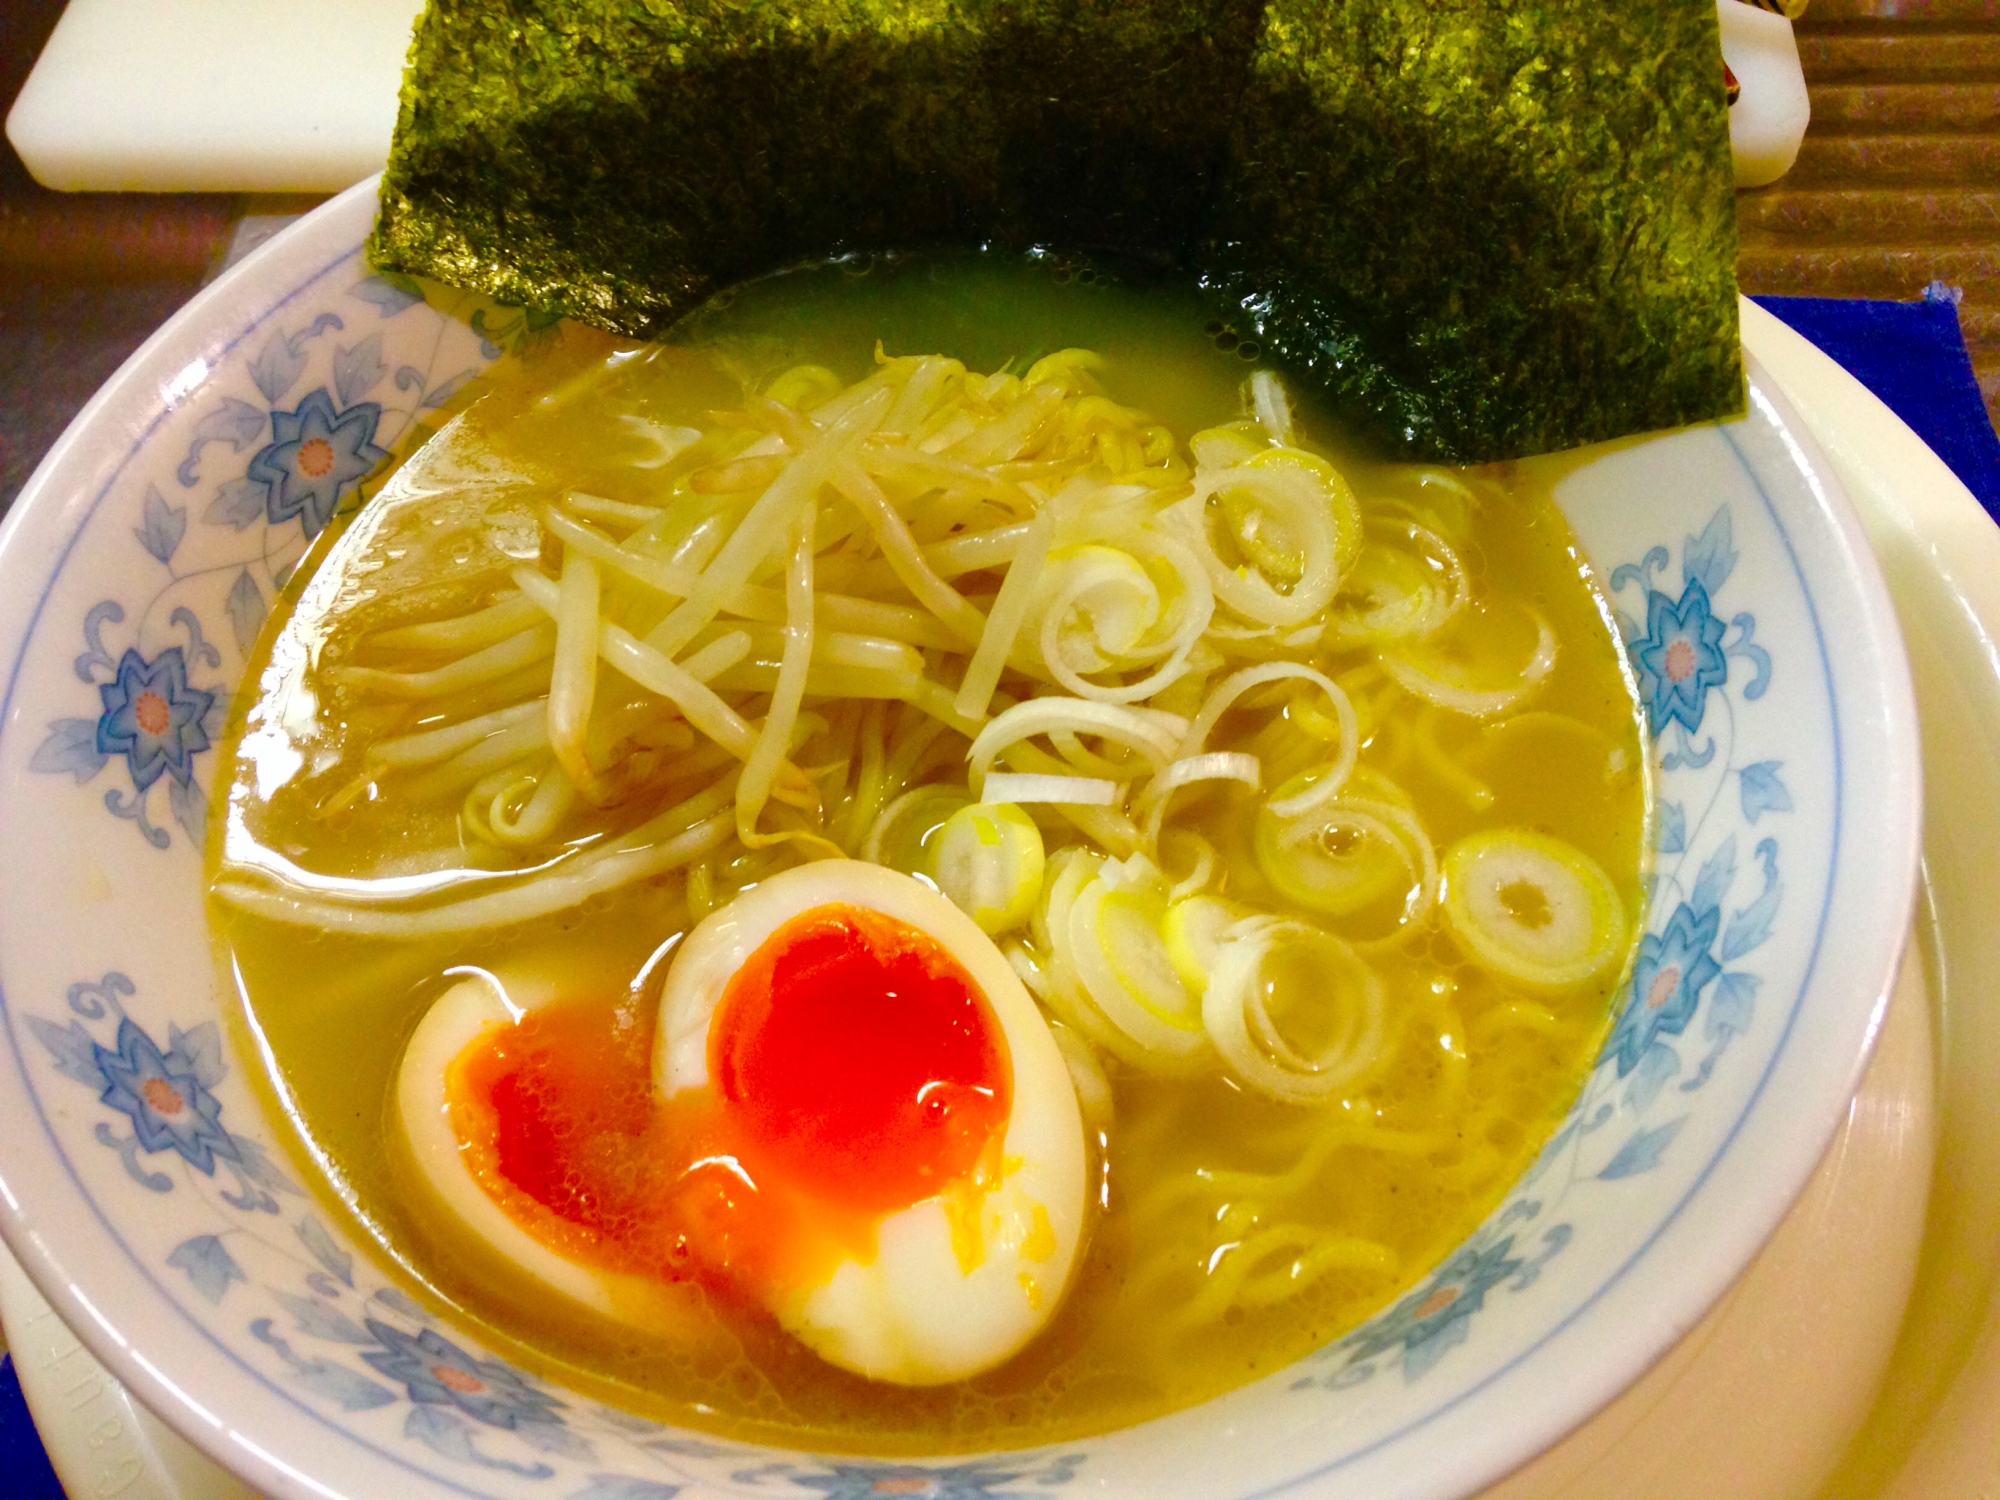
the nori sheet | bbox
[370,0,1742,461]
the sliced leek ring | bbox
[1035,851,1210,1072]
[1067,877,1207,1060]
[1177,663,1357,819]
[1202,916,1386,1104]
[861,784,970,875]
[932,802,1045,934]
[1440,829,1628,990]
[1031,535,1214,705]
[1255,798,1412,919]
[1036,544,1160,672]
[1243,447,1362,578]
[1189,420,1268,472]
[1325,522,1467,648]
[1248,371,1295,447]
[1185,461,1349,627]
[1254,772,1439,942]
[1161,894,1237,996]
[968,698,1178,794]
[1158,828,1218,900]
[1032,850,1144,1063]
[1384,599,1557,719]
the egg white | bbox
[656,860,1088,1385]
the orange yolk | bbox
[711,905,1012,1212]
[445,904,1013,1305]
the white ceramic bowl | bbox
[0,181,1920,1500]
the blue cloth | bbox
[1753,288,2000,524]
[0,1356,68,1499]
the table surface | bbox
[1736,0,2000,420]
[0,1,1994,1490]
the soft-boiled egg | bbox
[400,965,609,1307]
[394,860,1088,1386]
[394,962,712,1335]
[655,860,1088,1383]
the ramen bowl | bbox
[0,180,1919,1500]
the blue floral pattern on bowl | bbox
[27,974,296,1210]
[246,386,391,540]
[0,180,1918,1500]
[1630,577,1730,737]
[94,646,216,793]
[24,267,485,849]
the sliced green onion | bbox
[1440,828,1628,989]
[1037,543,1159,668]
[1066,868,1209,1065]
[1325,522,1467,648]
[1033,851,1208,1071]
[998,743,1144,858]
[1248,371,1295,447]
[860,784,971,875]
[1258,803,1398,918]
[1202,916,1387,1104]
[1161,894,1237,996]
[1183,461,1347,627]
[1138,751,1261,847]
[1178,663,1357,820]
[1253,774,1440,945]
[931,802,1046,934]
[1394,466,1482,539]
[1032,533,1214,705]
[1031,850,1139,1059]
[1243,447,1362,574]
[968,698,1177,794]
[980,773,1118,806]
[1384,600,1557,719]
[1189,420,1268,471]
[1158,828,1218,901]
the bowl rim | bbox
[0,178,1924,1500]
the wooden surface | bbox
[1737,0,2000,425]
[0,0,227,516]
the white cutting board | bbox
[4,0,421,192]
[7,0,1795,195]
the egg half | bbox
[395,860,1088,1386]
[396,962,688,1325]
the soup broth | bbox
[210,253,1648,1451]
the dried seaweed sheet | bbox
[370,0,1741,461]
[1205,0,1743,457]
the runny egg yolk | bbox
[443,905,1013,1314]
[712,906,1011,1214]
